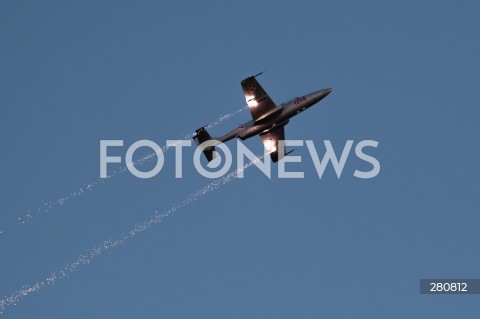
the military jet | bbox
[193,73,332,162]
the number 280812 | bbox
[430,282,467,292]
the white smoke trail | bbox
[5,105,248,228]
[206,106,247,128]
[0,155,262,315]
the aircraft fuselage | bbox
[216,88,332,143]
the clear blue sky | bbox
[1,1,479,318]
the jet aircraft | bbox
[193,73,332,162]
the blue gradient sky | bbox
[1,1,479,318]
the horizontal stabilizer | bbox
[193,127,216,162]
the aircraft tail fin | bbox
[193,127,216,162]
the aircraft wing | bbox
[241,76,279,123]
[259,126,285,163]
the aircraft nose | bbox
[305,88,333,104]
